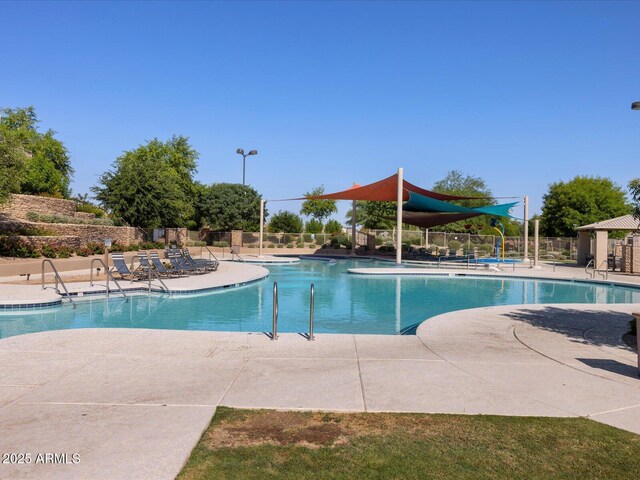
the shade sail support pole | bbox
[259,199,265,258]
[523,195,529,261]
[396,167,403,264]
[351,196,356,255]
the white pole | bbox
[533,218,539,268]
[523,195,529,261]
[259,199,264,258]
[351,194,357,256]
[396,167,403,264]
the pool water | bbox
[1,259,638,339]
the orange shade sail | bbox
[297,174,488,202]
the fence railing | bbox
[198,230,625,261]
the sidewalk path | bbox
[0,304,638,479]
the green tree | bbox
[429,170,521,235]
[268,211,303,233]
[540,176,631,237]
[300,186,337,222]
[305,218,324,233]
[324,219,343,234]
[0,107,73,198]
[0,127,28,204]
[630,179,640,221]
[344,201,397,230]
[199,183,264,232]
[93,136,198,228]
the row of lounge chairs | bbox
[111,249,219,281]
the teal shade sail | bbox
[403,192,517,217]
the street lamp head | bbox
[236,148,245,155]
[248,150,258,156]
[632,101,640,110]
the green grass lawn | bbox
[178,408,640,480]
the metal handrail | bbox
[272,282,278,340]
[539,254,557,272]
[41,259,74,307]
[89,258,128,300]
[597,259,609,280]
[231,246,245,262]
[145,267,169,293]
[200,245,219,262]
[308,283,315,341]
[585,258,595,279]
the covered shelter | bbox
[576,214,640,268]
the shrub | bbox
[75,202,106,218]
[40,244,58,258]
[330,237,341,248]
[409,237,422,245]
[324,219,342,234]
[139,241,165,250]
[57,245,74,258]
[478,243,494,254]
[296,243,304,248]
[0,236,41,258]
[302,233,313,243]
[186,240,207,247]
[308,243,317,249]
[375,237,384,246]
[343,241,352,249]
[448,240,461,250]
[26,211,114,226]
[75,247,92,257]
[305,219,323,234]
[213,241,229,248]
[277,244,284,248]
[268,243,276,248]
[85,243,105,255]
[286,243,294,248]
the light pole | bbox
[236,148,258,186]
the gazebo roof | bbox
[576,214,640,231]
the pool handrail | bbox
[199,245,219,262]
[597,259,609,280]
[41,259,75,307]
[89,258,128,301]
[585,258,595,279]
[271,282,278,340]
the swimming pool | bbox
[0,259,638,339]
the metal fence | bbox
[200,229,588,260]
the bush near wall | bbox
[0,236,41,258]
[26,211,114,226]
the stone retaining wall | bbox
[0,194,77,219]
[24,222,141,247]
[19,235,81,250]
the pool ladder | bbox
[271,282,315,341]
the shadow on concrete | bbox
[502,307,634,350]
[577,358,640,379]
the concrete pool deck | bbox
[0,303,638,479]
[0,261,270,307]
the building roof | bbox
[576,214,640,231]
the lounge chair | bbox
[168,253,206,275]
[111,252,146,281]
[149,251,185,277]
[182,249,219,271]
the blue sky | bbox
[2,1,639,222]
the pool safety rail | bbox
[41,259,75,307]
[89,258,128,301]
[230,246,245,262]
[271,282,315,341]
[585,258,595,279]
